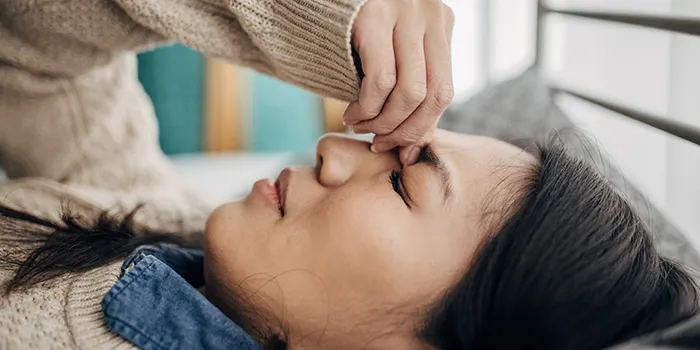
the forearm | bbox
[1,0,364,100]
[0,0,365,187]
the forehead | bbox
[432,130,536,172]
[431,130,537,230]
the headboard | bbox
[532,1,700,146]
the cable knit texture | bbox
[0,0,364,348]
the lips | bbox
[275,168,291,217]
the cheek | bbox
[313,186,408,244]
[319,194,474,297]
[304,189,444,291]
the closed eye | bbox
[389,170,412,208]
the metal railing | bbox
[533,0,700,146]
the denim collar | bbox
[101,244,260,350]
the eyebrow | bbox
[415,146,453,203]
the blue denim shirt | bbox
[101,244,261,350]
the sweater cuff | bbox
[230,0,367,102]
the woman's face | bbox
[204,129,536,348]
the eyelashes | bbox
[390,147,431,208]
[389,170,401,194]
[389,170,411,208]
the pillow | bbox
[440,68,700,269]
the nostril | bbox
[316,154,323,179]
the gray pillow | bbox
[440,68,700,269]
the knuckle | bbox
[368,117,398,135]
[434,85,455,109]
[372,72,397,93]
[374,123,396,135]
[358,100,381,118]
[365,109,381,119]
[396,129,422,144]
[402,83,428,106]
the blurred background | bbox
[135,0,700,247]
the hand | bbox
[344,0,455,165]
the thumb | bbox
[399,145,421,167]
[399,126,437,166]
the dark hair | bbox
[0,204,201,292]
[419,142,700,349]
[1,141,698,350]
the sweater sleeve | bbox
[0,0,363,196]
[115,0,365,101]
[2,0,364,101]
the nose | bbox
[315,133,395,187]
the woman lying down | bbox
[2,130,699,349]
[2,0,699,348]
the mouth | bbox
[274,168,291,217]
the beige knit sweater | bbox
[0,0,364,348]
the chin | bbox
[204,202,241,241]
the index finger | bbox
[343,8,398,125]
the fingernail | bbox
[402,146,420,165]
[370,143,379,153]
